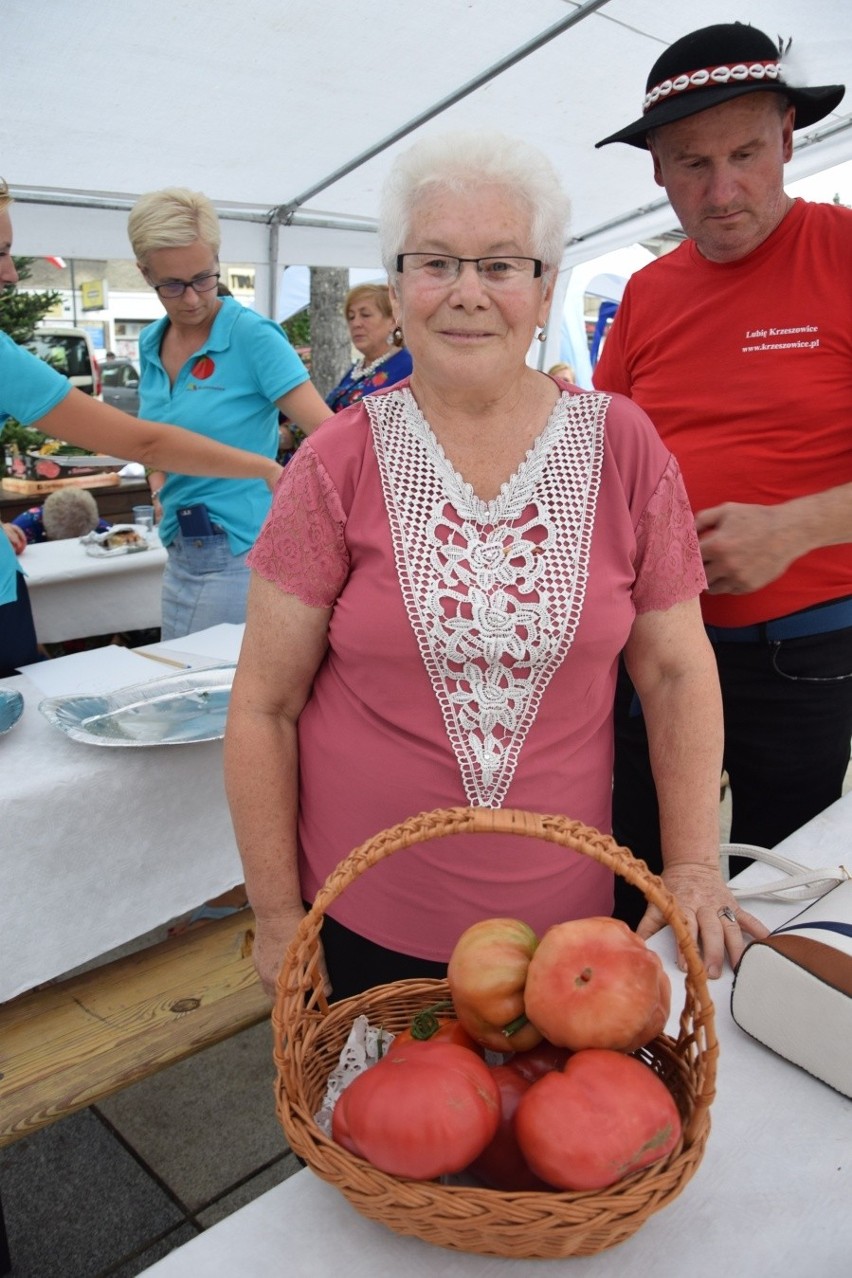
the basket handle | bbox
[280,806,718,1136]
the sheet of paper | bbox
[19,646,164,698]
[143,623,245,665]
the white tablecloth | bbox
[140,799,852,1277]
[0,625,244,1002]
[22,534,166,643]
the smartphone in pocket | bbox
[177,503,217,537]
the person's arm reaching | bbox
[34,387,282,490]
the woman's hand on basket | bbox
[253,906,331,1001]
[635,862,769,979]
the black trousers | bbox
[612,627,852,928]
[315,908,448,1004]
[0,574,40,678]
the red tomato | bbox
[508,1040,572,1083]
[515,1049,683,1191]
[523,917,671,1052]
[331,1040,500,1179]
[447,918,542,1052]
[467,1065,550,1192]
[391,1008,482,1054]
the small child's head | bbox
[42,488,101,540]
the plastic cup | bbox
[132,505,155,533]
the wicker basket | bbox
[273,807,718,1259]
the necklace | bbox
[350,348,393,381]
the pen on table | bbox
[137,651,193,670]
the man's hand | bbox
[695,501,802,594]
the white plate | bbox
[82,524,151,558]
[38,667,235,746]
[0,689,24,736]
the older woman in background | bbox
[325,283,412,412]
[128,188,330,639]
[225,131,765,1002]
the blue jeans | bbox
[160,532,250,641]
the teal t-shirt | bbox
[139,297,309,554]
[0,332,71,603]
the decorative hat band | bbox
[643,60,783,114]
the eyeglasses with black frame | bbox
[147,271,221,299]
[396,253,543,285]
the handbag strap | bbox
[720,842,850,901]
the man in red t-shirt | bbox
[593,22,851,926]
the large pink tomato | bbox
[515,1048,683,1191]
[523,917,670,1052]
[331,1040,500,1179]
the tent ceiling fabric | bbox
[6,0,852,275]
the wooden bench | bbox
[0,909,270,1272]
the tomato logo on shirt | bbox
[191,356,215,380]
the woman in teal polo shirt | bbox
[0,177,290,675]
[129,187,331,640]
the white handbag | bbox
[723,844,852,1099]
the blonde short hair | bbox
[344,283,393,320]
[128,187,221,263]
[42,488,101,540]
[0,178,12,214]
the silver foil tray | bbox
[0,689,24,737]
[38,666,235,746]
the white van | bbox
[25,326,102,399]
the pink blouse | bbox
[248,382,705,961]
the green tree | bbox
[283,308,311,349]
[0,260,62,472]
[0,257,60,342]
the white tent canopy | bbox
[7,0,852,320]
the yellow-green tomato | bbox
[447,917,542,1051]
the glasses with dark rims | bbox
[148,271,221,299]
[396,253,543,287]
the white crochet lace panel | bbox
[314,1015,395,1136]
[366,387,607,808]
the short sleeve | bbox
[632,454,707,613]
[0,333,71,424]
[247,444,349,607]
[243,313,309,404]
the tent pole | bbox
[267,221,279,321]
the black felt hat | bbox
[596,22,845,149]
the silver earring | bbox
[537,326,547,343]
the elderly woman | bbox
[0,178,287,676]
[224,131,765,1002]
[128,187,330,639]
[325,283,413,413]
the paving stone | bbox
[96,1021,287,1213]
[0,1109,184,1278]
[106,1222,199,1278]
[196,1153,303,1229]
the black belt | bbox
[705,597,852,644]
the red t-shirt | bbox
[594,199,852,626]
